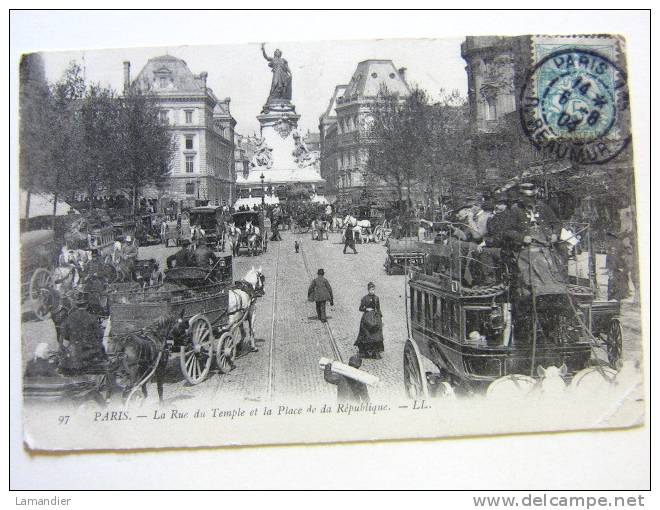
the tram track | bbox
[266,240,281,399]
[299,239,344,363]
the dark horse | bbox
[110,310,188,403]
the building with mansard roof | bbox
[318,84,346,199]
[126,54,236,208]
[332,60,411,203]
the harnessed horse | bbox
[110,311,188,403]
[226,223,242,257]
[244,220,261,256]
[226,266,265,354]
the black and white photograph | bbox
[10,8,650,492]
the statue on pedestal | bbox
[261,43,292,104]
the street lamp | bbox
[196,178,201,201]
[260,172,265,209]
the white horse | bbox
[225,266,265,354]
[245,220,261,256]
[226,223,242,257]
[343,214,358,228]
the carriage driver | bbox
[59,290,106,372]
[192,238,219,269]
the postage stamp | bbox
[520,36,631,164]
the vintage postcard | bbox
[17,33,644,451]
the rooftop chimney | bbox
[398,67,407,81]
[123,61,131,93]
[199,71,208,91]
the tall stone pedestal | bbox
[234,100,327,208]
[256,101,302,172]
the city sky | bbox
[38,37,468,135]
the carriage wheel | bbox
[606,318,624,369]
[124,389,146,409]
[180,316,214,385]
[29,268,53,321]
[403,339,429,399]
[215,330,236,374]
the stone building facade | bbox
[325,60,411,204]
[127,55,235,208]
[319,85,346,199]
[461,35,636,241]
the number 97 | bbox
[58,415,70,425]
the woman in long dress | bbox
[354,282,384,359]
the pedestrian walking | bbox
[307,269,333,323]
[294,240,300,253]
[323,355,370,403]
[343,225,357,254]
[354,282,384,359]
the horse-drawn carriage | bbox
[402,222,624,400]
[105,263,264,402]
[136,213,163,246]
[189,206,226,250]
[111,218,137,244]
[161,218,191,247]
[229,211,267,257]
[384,238,426,275]
[22,229,58,301]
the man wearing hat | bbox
[307,269,334,323]
[60,290,105,372]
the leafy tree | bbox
[359,86,433,211]
[76,83,123,211]
[116,89,175,215]
[360,86,471,217]
[47,61,87,214]
[19,53,53,225]
[426,90,472,213]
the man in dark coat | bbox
[343,226,357,254]
[59,291,105,372]
[308,268,333,323]
[324,355,370,403]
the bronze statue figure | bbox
[261,43,292,103]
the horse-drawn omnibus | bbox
[402,223,623,400]
[189,206,225,249]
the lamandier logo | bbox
[520,47,631,164]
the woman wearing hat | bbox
[355,282,384,359]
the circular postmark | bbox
[520,48,631,165]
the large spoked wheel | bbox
[215,330,236,374]
[606,318,624,369]
[29,268,53,321]
[403,339,429,399]
[180,316,214,385]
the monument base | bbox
[234,100,326,208]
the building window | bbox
[159,110,169,123]
[185,136,194,150]
[185,155,194,173]
[185,110,193,124]
[486,98,497,121]
[185,182,195,195]
[159,76,168,88]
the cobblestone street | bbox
[21,229,645,407]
